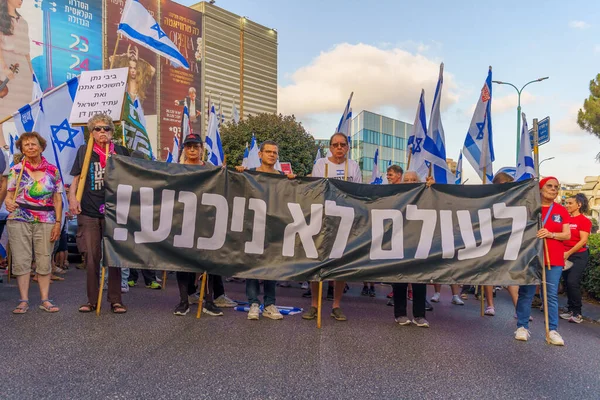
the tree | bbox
[577,73,600,162]
[220,113,318,176]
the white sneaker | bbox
[263,304,283,320]
[121,286,129,293]
[301,282,309,290]
[247,303,260,320]
[548,330,565,346]
[514,327,530,341]
[451,295,464,305]
[214,294,237,308]
[188,293,200,305]
[430,292,441,303]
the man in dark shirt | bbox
[69,113,131,314]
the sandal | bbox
[13,300,29,314]
[111,303,127,314]
[39,299,60,313]
[51,275,65,281]
[78,303,97,313]
[484,306,496,316]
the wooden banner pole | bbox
[162,270,167,290]
[6,243,10,284]
[96,267,106,316]
[196,272,207,319]
[317,281,323,329]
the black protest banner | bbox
[103,156,543,285]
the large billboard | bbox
[0,0,102,129]
[105,0,159,116]
[159,0,202,160]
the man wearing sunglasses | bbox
[69,113,134,314]
[302,132,362,322]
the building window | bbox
[395,137,405,150]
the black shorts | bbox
[57,227,68,252]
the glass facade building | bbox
[350,111,412,183]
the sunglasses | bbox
[331,143,347,148]
[93,126,113,132]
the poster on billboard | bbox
[0,0,102,145]
[105,0,158,117]
[159,0,202,161]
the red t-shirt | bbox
[541,203,570,267]
[564,213,592,252]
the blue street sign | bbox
[529,117,550,147]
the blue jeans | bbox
[246,279,276,307]
[516,266,562,330]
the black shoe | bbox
[361,286,369,296]
[386,299,394,307]
[425,300,434,311]
[302,289,312,298]
[368,288,376,297]
[531,295,542,308]
[344,283,350,293]
[174,302,190,316]
[202,301,224,316]
[327,286,334,301]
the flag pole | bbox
[480,166,487,316]
[162,270,167,289]
[6,157,26,285]
[95,142,111,316]
[542,239,551,342]
[196,272,208,319]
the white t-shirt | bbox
[312,157,362,183]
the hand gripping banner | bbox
[103,156,543,284]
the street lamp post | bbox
[492,77,549,165]
[538,156,555,170]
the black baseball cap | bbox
[183,133,202,145]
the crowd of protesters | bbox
[0,113,594,348]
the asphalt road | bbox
[1,269,599,400]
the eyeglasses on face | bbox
[185,144,202,149]
[93,126,113,132]
[331,142,347,148]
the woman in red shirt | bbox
[559,194,591,324]
[514,177,570,346]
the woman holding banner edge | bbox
[514,177,570,345]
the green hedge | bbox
[582,234,600,300]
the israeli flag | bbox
[462,67,495,183]
[118,0,190,69]
[232,100,240,123]
[336,92,353,146]
[496,166,516,179]
[32,72,43,101]
[247,134,261,169]
[314,147,322,164]
[427,63,454,184]
[515,112,535,181]
[17,77,84,186]
[241,144,249,168]
[177,105,191,162]
[166,135,179,164]
[370,148,383,184]
[455,151,463,184]
[205,105,224,166]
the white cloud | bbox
[569,20,590,29]
[278,43,459,117]
[555,105,586,136]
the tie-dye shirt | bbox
[7,160,63,224]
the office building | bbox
[190,2,278,135]
[349,110,411,183]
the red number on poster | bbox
[70,55,90,71]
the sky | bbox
[179,0,600,184]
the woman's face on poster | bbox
[8,0,23,9]
[129,60,137,80]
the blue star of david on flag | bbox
[413,137,423,153]
[51,119,80,152]
[475,121,486,140]
[150,23,167,39]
